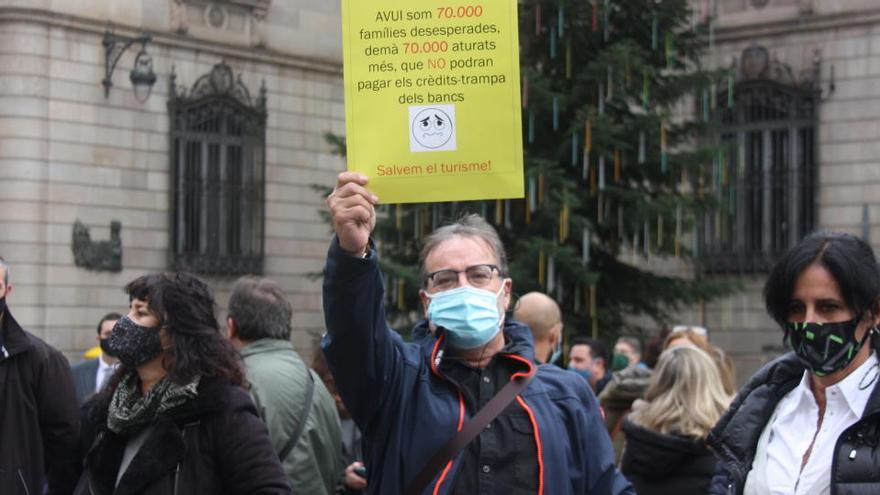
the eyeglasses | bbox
[425,264,500,291]
[671,325,708,337]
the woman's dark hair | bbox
[124,272,244,386]
[87,273,245,426]
[764,231,880,350]
[99,272,244,396]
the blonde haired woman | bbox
[665,326,737,396]
[620,346,731,495]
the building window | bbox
[700,46,818,273]
[168,63,267,275]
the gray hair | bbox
[227,276,292,341]
[418,214,508,286]
[0,256,8,286]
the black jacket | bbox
[0,310,82,495]
[74,377,291,495]
[620,417,718,495]
[707,352,880,495]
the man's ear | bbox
[226,317,237,340]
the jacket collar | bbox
[0,309,34,359]
[239,338,295,358]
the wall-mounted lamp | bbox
[103,29,157,103]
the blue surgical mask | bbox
[548,342,562,365]
[427,285,505,350]
[568,365,592,381]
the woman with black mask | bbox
[74,272,290,494]
[709,232,880,495]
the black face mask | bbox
[99,337,116,358]
[787,316,873,377]
[107,316,164,369]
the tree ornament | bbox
[651,12,659,51]
[638,130,647,164]
[660,120,669,173]
[558,1,565,37]
[582,227,591,266]
[528,176,538,213]
[536,3,543,36]
[553,96,560,131]
[528,110,536,143]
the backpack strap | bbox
[278,364,316,461]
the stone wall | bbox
[0,2,345,361]
[693,0,880,382]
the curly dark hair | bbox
[99,272,244,397]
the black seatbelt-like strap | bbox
[278,366,316,461]
[404,371,536,495]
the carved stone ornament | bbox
[741,44,770,79]
[72,220,123,272]
[734,43,820,91]
[169,61,266,114]
[169,0,272,46]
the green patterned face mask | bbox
[787,317,872,377]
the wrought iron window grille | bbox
[700,45,819,274]
[167,62,267,275]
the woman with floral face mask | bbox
[708,232,880,495]
[74,273,290,495]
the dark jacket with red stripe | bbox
[322,240,634,495]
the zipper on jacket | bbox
[17,468,31,495]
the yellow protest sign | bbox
[341,0,524,204]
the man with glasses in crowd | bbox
[322,172,632,494]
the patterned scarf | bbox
[107,371,200,436]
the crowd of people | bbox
[1,171,880,494]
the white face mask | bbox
[426,285,505,349]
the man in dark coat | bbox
[70,312,121,404]
[323,173,633,494]
[0,256,82,494]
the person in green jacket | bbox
[227,276,343,495]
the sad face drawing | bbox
[411,107,454,150]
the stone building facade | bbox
[672,0,880,383]
[0,0,344,360]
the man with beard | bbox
[71,312,122,404]
[0,256,81,493]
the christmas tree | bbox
[327,0,735,340]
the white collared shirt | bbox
[745,352,879,495]
[95,356,116,394]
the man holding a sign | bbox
[321,172,633,494]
